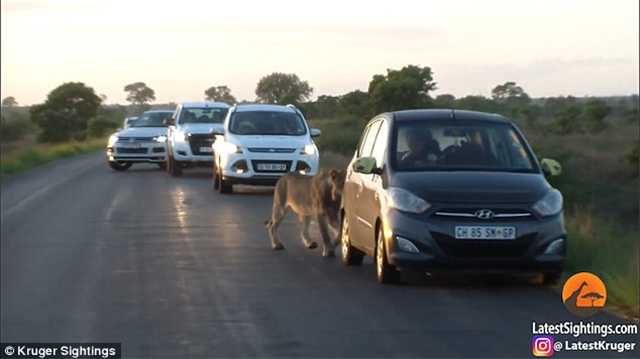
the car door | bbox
[358,119,389,253]
[349,120,381,251]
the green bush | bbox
[87,115,120,137]
[1,110,34,142]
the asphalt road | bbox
[1,153,637,358]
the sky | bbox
[1,0,638,105]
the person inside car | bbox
[399,128,442,168]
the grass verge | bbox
[1,137,106,177]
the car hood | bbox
[389,171,550,204]
[230,135,309,149]
[177,123,224,135]
[116,127,167,137]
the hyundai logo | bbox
[474,209,494,219]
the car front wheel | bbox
[109,161,132,171]
[341,215,364,266]
[376,226,401,284]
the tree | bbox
[434,94,456,108]
[454,95,499,113]
[491,81,531,117]
[124,82,155,107]
[554,105,582,135]
[521,104,542,128]
[2,96,17,107]
[204,85,237,103]
[339,90,369,118]
[582,98,610,133]
[30,82,102,142]
[368,65,437,114]
[255,73,313,105]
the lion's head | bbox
[328,169,346,202]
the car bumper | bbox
[382,208,566,273]
[218,152,319,185]
[172,142,214,163]
[107,144,167,163]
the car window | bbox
[178,107,228,124]
[392,120,536,172]
[370,120,388,166]
[229,111,307,136]
[356,125,371,156]
[359,121,381,157]
[131,112,172,127]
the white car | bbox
[106,110,174,171]
[166,102,230,176]
[212,104,321,194]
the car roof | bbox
[180,101,230,108]
[233,104,296,113]
[391,109,509,124]
[142,110,173,114]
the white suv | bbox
[165,102,230,176]
[106,110,173,171]
[212,104,321,193]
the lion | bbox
[265,169,346,257]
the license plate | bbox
[257,163,287,171]
[454,226,516,240]
[118,143,141,148]
[199,146,213,153]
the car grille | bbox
[117,137,154,142]
[247,147,297,153]
[432,208,533,222]
[188,134,215,155]
[430,232,537,258]
[152,147,165,153]
[116,147,148,154]
[251,160,292,173]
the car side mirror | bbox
[540,158,562,177]
[310,128,321,138]
[352,156,381,175]
[163,118,175,126]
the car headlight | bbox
[220,142,242,154]
[174,130,187,142]
[396,236,420,253]
[108,134,119,146]
[532,189,563,216]
[301,144,316,155]
[383,187,431,214]
[154,135,167,143]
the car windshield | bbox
[178,107,228,124]
[392,121,536,172]
[229,111,307,135]
[131,112,172,127]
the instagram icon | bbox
[531,335,555,357]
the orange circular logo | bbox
[562,272,607,317]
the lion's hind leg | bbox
[267,205,287,250]
[300,215,318,249]
[317,214,335,257]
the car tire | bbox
[218,174,233,194]
[109,161,132,171]
[341,215,364,266]
[375,226,401,284]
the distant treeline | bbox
[1,65,638,145]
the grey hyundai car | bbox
[340,109,566,284]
